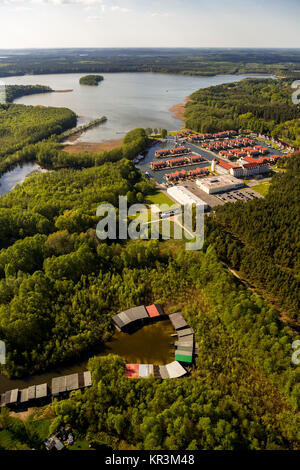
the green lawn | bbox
[146,190,174,207]
[252,181,271,196]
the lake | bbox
[1,72,272,143]
[0,162,43,196]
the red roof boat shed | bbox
[125,364,139,378]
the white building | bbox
[196,175,243,194]
[167,186,208,210]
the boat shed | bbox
[146,304,165,318]
[139,364,154,378]
[175,337,194,348]
[27,385,36,401]
[158,365,170,379]
[2,389,19,408]
[52,376,67,397]
[168,312,188,331]
[125,364,139,378]
[165,361,187,378]
[112,305,149,331]
[52,371,92,397]
[125,306,149,323]
[36,383,48,401]
[175,351,193,364]
[177,328,194,338]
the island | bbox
[79,75,104,86]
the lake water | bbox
[0,162,42,196]
[0,320,175,394]
[1,72,272,143]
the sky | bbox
[0,0,299,48]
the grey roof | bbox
[10,389,19,403]
[175,349,193,357]
[117,311,132,326]
[112,314,125,329]
[168,312,188,330]
[175,345,194,353]
[165,361,187,378]
[20,389,29,403]
[52,376,67,395]
[175,337,194,347]
[123,306,148,322]
[84,371,92,387]
[113,305,148,329]
[158,365,169,379]
[0,393,5,407]
[4,391,11,405]
[27,385,36,401]
[177,328,194,338]
[66,373,79,391]
[36,383,48,399]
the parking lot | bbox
[216,188,264,203]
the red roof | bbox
[243,162,258,169]
[217,160,234,170]
[146,304,163,318]
[125,364,139,378]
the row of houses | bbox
[0,371,92,410]
[219,145,269,160]
[155,146,190,158]
[257,134,299,153]
[185,130,239,142]
[201,137,256,153]
[150,154,207,170]
[164,167,209,183]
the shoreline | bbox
[63,137,124,154]
[169,95,191,123]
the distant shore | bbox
[169,95,191,123]
[63,138,123,154]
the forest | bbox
[79,75,103,86]
[5,85,53,103]
[0,103,76,165]
[206,155,300,322]
[184,78,300,144]
[0,48,300,78]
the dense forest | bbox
[0,103,76,164]
[5,85,52,103]
[42,243,300,450]
[0,48,299,78]
[185,78,300,144]
[79,75,103,86]
[206,155,300,322]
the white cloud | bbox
[86,14,102,21]
[110,6,130,13]
[0,0,104,5]
[151,12,170,17]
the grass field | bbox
[146,190,174,207]
[252,181,271,196]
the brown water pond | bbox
[0,320,175,394]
